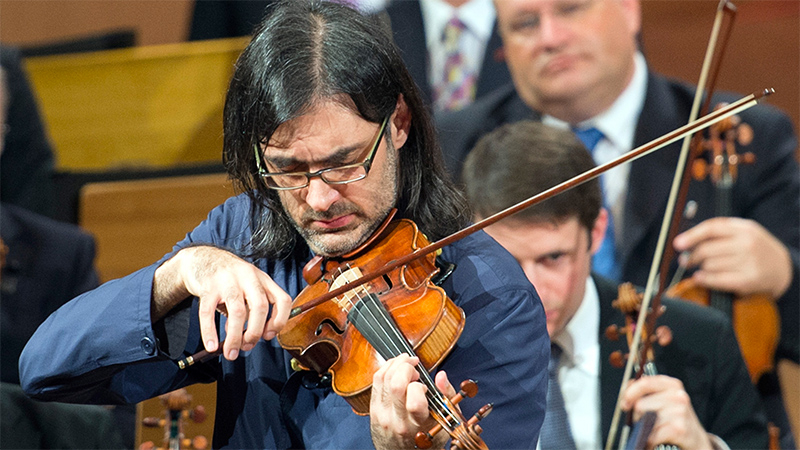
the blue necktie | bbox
[540,343,577,450]
[573,127,619,281]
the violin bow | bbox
[604,2,739,449]
[179,91,768,369]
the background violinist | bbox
[438,0,799,445]
[462,120,770,450]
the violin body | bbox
[277,218,465,414]
[666,279,779,383]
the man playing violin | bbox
[462,120,770,450]
[19,2,549,449]
[438,0,799,444]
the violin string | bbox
[334,265,458,429]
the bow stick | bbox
[178,90,770,369]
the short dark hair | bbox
[222,0,470,259]
[461,121,601,232]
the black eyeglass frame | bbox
[254,115,391,191]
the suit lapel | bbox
[618,74,688,273]
[385,1,433,105]
[475,23,511,98]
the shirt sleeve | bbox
[436,234,549,449]
[18,196,251,404]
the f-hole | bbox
[316,318,346,336]
[382,274,393,290]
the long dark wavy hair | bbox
[222,0,470,260]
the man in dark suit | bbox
[0,46,56,218]
[438,0,798,442]
[382,0,511,112]
[0,204,99,385]
[461,120,769,449]
[0,50,133,449]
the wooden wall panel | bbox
[641,0,799,138]
[0,0,194,47]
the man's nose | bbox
[537,13,569,50]
[303,177,340,212]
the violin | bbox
[178,96,766,449]
[666,109,780,384]
[278,209,492,450]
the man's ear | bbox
[620,0,642,37]
[590,208,610,255]
[391,94,412,150]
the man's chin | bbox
[302,229,366,257]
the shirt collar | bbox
[420,0,496,49]
[554,276,600,376]
[543,52,648,151]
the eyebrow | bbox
[263,142,367,171]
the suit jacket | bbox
[0,203,99,384]
[0,47,56,218]
[593,275,768,449]
[0,382,124,449]
[437,75,800,364]
[188,0,276,41]
[382,0,511,110]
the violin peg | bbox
[190,405,207,423]
[605,324,621,341]
[475,403,493,420]
[609,351,626,368]
[656,325,673,347]
[737,124,754,146]
[459,379,478,398]
[692,159,708,181]
[141,417,161,427]
[605,325,628,341]
[414,431,434,449]
[192,435,209,450]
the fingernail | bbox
[207,340,217,351]
[265,331,276,340]
[227,349,239,360]
[241,343,254,352]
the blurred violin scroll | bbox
[139,388,208,450]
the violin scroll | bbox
[415,379,492,450]
[605,283,672,370]
[139,388,208,450]
[690,105,756,184]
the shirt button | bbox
[140,337,155,355]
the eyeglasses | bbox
[254,115,390,190]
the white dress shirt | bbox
[549,277,602,450]
[543,52,649,237]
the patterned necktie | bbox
[433,15,477,112]
[540,343,577,450]
[573,127,619,281]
